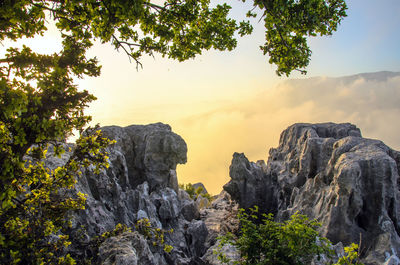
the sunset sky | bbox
[4,0,400,194]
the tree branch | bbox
[112,34,143,70]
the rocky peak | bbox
[224,122,400,264]
[99,123,187,192]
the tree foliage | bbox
[0,29,113,265]
[1,0,347,75]
[245,0,347,76]
[1,0,347,264]
[0,0,249,263]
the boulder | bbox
[98,232,162,265]
[100,123,187,191]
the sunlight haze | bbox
[5,0,399,195]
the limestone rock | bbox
[98,231,165,265]
[203,241,239,265]
[100,123,187,191]
[224,123,400,265]
[186,220,208,258]
[61,123,204,264]
[223,153,278,214]
[181,200,200,221]
[200,191,240,263]
[195,195,211,210]
[44,121,400,265]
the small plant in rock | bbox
[135,218,174,253]
[179,183,213,201]
[82,220,174,264]
[333,243,363,265]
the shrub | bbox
[179,183,213,201]
[218,206,332,265]
[218,206,364,265]
[333,243,363,265]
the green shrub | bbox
[179,183,213,202]
[333,243,363,265]
[217,206,364,265]
[218,206,332,265]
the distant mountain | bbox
[284,71,400,85]
[339,71,400,82]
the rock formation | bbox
[45,123,237,264]
[44,122,400,264]
[224,123,400,265]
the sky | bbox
[3,0,400,194]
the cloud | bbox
[175,71,400,194]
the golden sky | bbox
[3,1,400,194]
[86,70,399,195]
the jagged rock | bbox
[383,255,400,265]
[200,191,240,264]
[195,195,210,209]
[44,122,400,265]
[201,191,239,249]
[100,123,187,191]
[98,231,166,265]
[223,153,279,214]
[178,189,192,201]
[186,220,208,258]
[181,200,200,221]
[203,241,239,265]
[224,122,400,265]
[56,123,207,264]
[69,124,188,237]
[150,187,180,223]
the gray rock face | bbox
[201,191,240,264]
[223,153,279,214]
[181,200,200,221]
[62,123,211,264]
[224,122,400,265]
[71,124,187,235]
[100,123,187,192]
[99,232,158,265]
[186,220,208,257]
[201,191,239,250]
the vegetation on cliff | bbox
[217,206,363,265]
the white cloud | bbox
[175,71,400,194]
